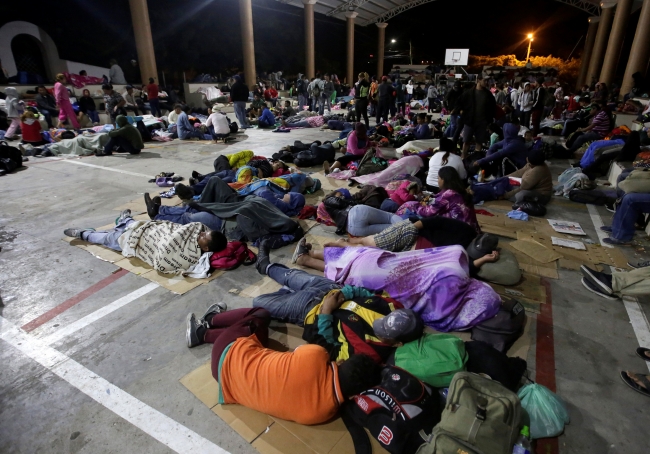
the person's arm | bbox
[476,141,514,166]
[414,124,430,139]
[108,125,130,138]
[414,193,450,217]
[205,115,213,128]
[507,165,528,179]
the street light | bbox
[391,39,396,43]
[526,33,534,62]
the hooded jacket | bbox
[108,115,144,149]
[4,87,23,118]
[477,123,528,168]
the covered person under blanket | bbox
[96,115,144,156]
[184,305,382,425]
[63,209,227,274]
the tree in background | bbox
[467,55,581,88]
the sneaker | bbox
[63,228,93,239]
[628,260,650,269]
[603,237,630,246]
[323,161,331,175]
[291,237,308,264]
[605,202,616,213]
[116,209,132,224]
[600,226,613,233]
[580,265,613,294]
[200,302,227,322]
[186,313,208,348]
[256,239,271,275]
[581,277,618,300]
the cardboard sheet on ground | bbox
[510,239,563,264]
[500,243,559,279]
[489,273,547,311]
[180,319,534,454]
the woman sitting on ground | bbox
[77,89,100,126]
[426,138,466,193]
[397,166,480,233]
[323,123,373,174]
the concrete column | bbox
[600,0,635,85]
[303,0,316,79]
[345,12,357,85]
[376,22,387,78]
[621,0,650,97]
[128,0,158,83]
[586,4,615,86]
[576,18,599,89]
[238,0,256,86]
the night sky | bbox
[4,0,638,85]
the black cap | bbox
[373,309,424,343]
[467,233,499,260]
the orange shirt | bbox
[220,335,343,425]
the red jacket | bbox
[21,120,43,143]
[264,88,278,100]
[390,181,417,206]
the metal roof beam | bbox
[326,0,371,16]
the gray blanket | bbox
[49,133,109,157]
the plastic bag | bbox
[518,383,570,439]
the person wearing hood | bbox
[517,82,533,129]
[254,190,306,217]
[502,148,553,205]
[97,115,144,155]
[230,74,250,129]
[473,122,529,172]
[4,87,25,140]
[54,74,80,129]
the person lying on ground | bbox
[177,106,205,140]
[184,305,382,424]
[396,166,480,233]
[205,108,230,143]
[144,193,222,231]
[472,122,529,173]
[599,192,650,245]
[620,347,650,399]
[501,148,553,205]
[280,114,327,129]
[96,115,144,156]
[63,209,227,274]
[323,123,374,174]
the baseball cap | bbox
[373,309,424,343]
[467,233,499,260]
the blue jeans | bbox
[252,265,340,325]
[611,193,650,241]
[311,96,321,113]
[82,218,134,251]
[86,110,100,123]
[346,205,402,236]
[234,101,249,128]
[568,131,602,153]
[298,94,308,111]
[444,114,460,138]
[149,99,161,117]
[155,205,222,231]
[320,96,331,115]
[208,125,229,140]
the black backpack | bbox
[226,115,239,134]
[568,188,614,206]
[471,297,526,354]
[341,365,442,454]
[136,120,152,142]
[0,140,24,173]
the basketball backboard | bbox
[445,49,469,66]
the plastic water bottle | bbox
[512,426,531,454]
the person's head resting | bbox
[337,354,382,399]
[79,70,87,77]
[173,103,183,114]
[102,83,114,94]
[55,73,67,84]
[416,112,427,124]
[437,166,471,204]
[197,230,227,253]
[467,233,499,261]
[115,115,129,128]
[37,85,48,96]
[372,308,424,347]
[271,160,288,172]
[527,148,546,167]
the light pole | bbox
[526,33,534,62]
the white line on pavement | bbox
[60,159,152,178]
[0,317,230,454]
[587,204,650,372]
[43,282,160,345]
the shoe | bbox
[291,237,308,264]
[144,193,159,219]
[580,265,613,294]
[603,237,630,245]
[600,226,613,233]
[191,171,203,180]
[581,277,618,300]
[323,161,331,175]
[200,302,227,322]
[605,202,616,213]
[175,183,195,201]
[628,260,650,269]
[256,239,271,275]
[186,313,208,348]
[189,177,198,186]
[152,196,161,206]
[116,209,132,224]
[64,227,93,239]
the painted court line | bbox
[22,269,129,333]
[586,203,613,248]
[587,204,650,373]
[43,282,159,345]
[60,159,152,178]
[0,317,229,454]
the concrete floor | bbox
[1,119,649,454]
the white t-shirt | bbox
[427,152,467,187]
[167,110,180,125]
[206,112,230,135]
[406,82,414,94]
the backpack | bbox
[471,298,526,354]
[465,341,528,392]
[568,188,614,206]
[209,241,256,270]
[227,116,239,134]
[311,81,322,98]
[357,148,388,176]
[0,140,24,173]
[342,365,442,454]
[417,372,522,454]
[392,333,468,388]
[353,185,389,209]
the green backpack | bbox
[416,372,522,454]
[394,333,467,388]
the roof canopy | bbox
[276,0,601,26]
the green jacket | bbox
[109,115,144,149]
